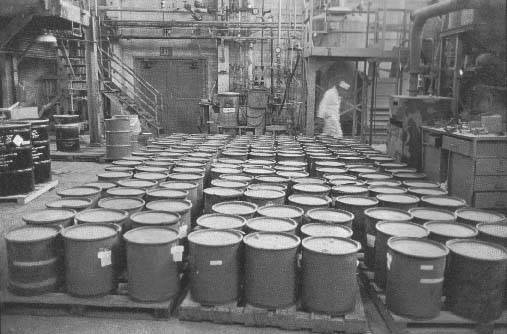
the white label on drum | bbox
[97,249,112,267]
[366,234,375,248]
[12,135,23,147]
[179,225,188,238]
[222,107,236,114]
[210,260,222,266]
[171,245,184,262]
[420,265,434,271]
[386,252,392,270]
[420,277,444,284]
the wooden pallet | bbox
[0,180,58,204]
[177,279,368,334]
[50,144,105,162]
[1,284,176,319]
[358,265,507,334]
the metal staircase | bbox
[59,40,88,117]
[98,46,163,136]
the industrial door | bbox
[135,58,206,134]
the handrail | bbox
[98,44,163,128]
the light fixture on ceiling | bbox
[35,32,58,47]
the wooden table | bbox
[422,126,507,209]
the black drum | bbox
[0,122,34,196]
[12,119,51,183]
[53,115,79,124]
[55,124,80,152]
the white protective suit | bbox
[317,86,343,138]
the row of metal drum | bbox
[0,120,52,196]
[5,133,507,320]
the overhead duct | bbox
[408,0,505,96]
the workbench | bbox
[421,126,507,209]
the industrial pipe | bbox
[408,0,504,96]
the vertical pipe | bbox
[278,0,282,47]
[368,61,376,145]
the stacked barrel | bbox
[5,132,507,325]
[0,122,34,196]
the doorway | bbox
[135,58,207,134]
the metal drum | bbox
[23,209,76,228]
[160,181,199,217]
[112,115,140,149]
[188,229,243,305]
[62,223,120,296]
[105,118,131,160]
[53,114,79,124]
[455,208,506,226]
[300,223,353,239]
[98,197,145,231]
[476,222,507,249]
[305,208,354,228]
[217,92,240,126]
[246,217,298,234]
[146,188,188,202]
[243,232,300,309]
[363,208,413,268]
[117,179,158,190]
[302,237,361,315]
[368,186,407,198]
[167,173,205,217]
[124,226,180,302]
[244,189,285,207]
[145,199,192,238]
[408,207,455,225]
[106,187,145,199]
[212,201,258,219]
[5,225,62,295]
[257,204,304,225]
[130,211,180,229]
[97,171,132,184]
[292,183,331,197]
[18,119,51,183]
[446,239,507,322]
[55,123,80,152]
[376,193,420,211]
[84,182,117,199]
[407,187,448,198]
[203,187,243,213]
[210,179,248,191]
[46,197,93,212]
[331,185,368,198]
[386,237,448,319]
[57,185,102,208]
[0,122,34,195]
[374,221,429,289]
[335,196,378,247]
[420,196,467,212]
[196,213,247,230]
[287,195,331,215]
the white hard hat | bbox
[338,81,351,90]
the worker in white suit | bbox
[315,81,350,138]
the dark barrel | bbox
[23,209,76,228]
[62,223,120,296]
[374,221,429,289]
[386,237,448,319]
[5,225,62,295]
[12,119,51,183]
[243,232,300,309]
[302,237,361,315]
[188,229,243,305]
[123,226,180,302]
[445,239,507,322]
[55,123,80,152]
[0,122,34,195]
